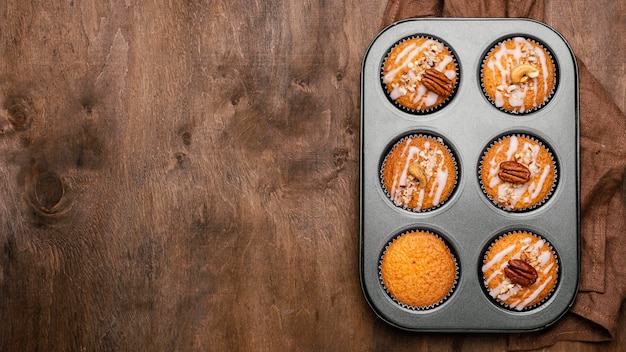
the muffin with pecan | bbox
[381,35,459,113]
[481,231,559,311]
[479,134,557,211]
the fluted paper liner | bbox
[478,133,558,212]
[380,133,459,213]
[379,229,459,311]
[480,36,558,115]
[480,230,560,312]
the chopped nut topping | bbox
[393,144,445,206]
[390,43,450,99]
[508,43,541,87]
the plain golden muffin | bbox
[482,231,559,310]
[382,37,458,112]
[382,135,457,212]
[482,37,556,113]
[381,231,457,308]
[480,135,556,211]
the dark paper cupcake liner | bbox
[480,36,558,115]
[379,229,459,311]
[380,34,460,115]
[380,133,459,213]
[479,230,560,312]
[478,132,558,212]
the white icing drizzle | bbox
[482,235,556,310]
[389,86,402,100]
[415,188,425,210]
[482,244,516,272]
[489,176,501,188]
[515,275,553,310]
[395,145,420,189]
[492,282,520,301]
[505,136,519,160]
[496,182,529,208]
[532,239,545,252]
[423,91,439,107]
[388,138,451,210]
[383,39,457,110]
[542,262,554,275]
[487,146,503,178]
[495,91,504,107]
[508,89,525,109]
[529,164,551,199]
[383,40,436,83]
[486,37,551,112]
[431,164,449,205]
[533,46,550,94]
[437,56,453,71]
[537,250,551,266]
[485,136,552,209]
[485,271,499,285]
[411,84,428,104]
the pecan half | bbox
[498,161,531,184]
[504,259,538,286]
[421,68,454,97]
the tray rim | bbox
[359,17,580,332]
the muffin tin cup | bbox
[360,19,579,332]
[479,230,560,312]
[380,132,460,213]
[478,132,559,212]
[379,229,460,311]
[381,35,461,114]
[480,36,558,115]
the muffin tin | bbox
[359,19,579,331]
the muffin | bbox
[479,134,557,211]
[381,36,459,113]
[481,231,559,311]
[381,230,458,309]
[381,134,458,212]
[481,37,556,113]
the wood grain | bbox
[0,0,624,351]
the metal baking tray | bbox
[359,18,579,332]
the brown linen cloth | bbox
[381,0,626,350]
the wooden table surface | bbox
[1,0,624,351]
